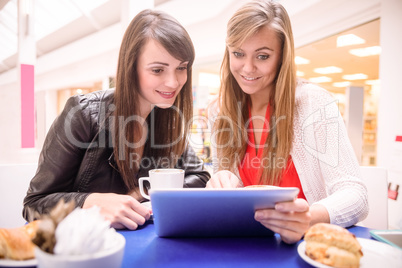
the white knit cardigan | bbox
[209,80,368,227]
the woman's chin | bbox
[154,102,176,109]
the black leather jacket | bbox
[23,89,210,221]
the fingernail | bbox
[255,211,261,219]
[275,204,283,210]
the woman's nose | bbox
[243,58,256,73]
[165,73,179,88]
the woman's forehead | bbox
[139,39,188,66]
[230,26,280,52]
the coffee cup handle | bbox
[139,177,151,200]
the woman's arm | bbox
[23,94,93,221]
[297,84,368,226]
[23,93,151,229]
[177,145,210,187]
[256,83,368,244]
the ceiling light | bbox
[337,34,365,47]
[296,71,305,77]
[342,73,368,80]
[333,81,351,87]
[309,76,332,83]
[349,46,381,57]
[314,66,343,74]
[365,79,380,85]
[295,56,310,65]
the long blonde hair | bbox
[214,0,296,185]
[114,9,195,191]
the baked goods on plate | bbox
[303,223,363,268]
[0,220,40,261]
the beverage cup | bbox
[138,168,184,200]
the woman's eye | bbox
[152,69,163,74]
[232,52,244,57]
[177,66,187,71]
[257,55,269,60]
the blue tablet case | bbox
[150,188,299,237]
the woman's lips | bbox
[156,90,176,99]
[241,75,261,81]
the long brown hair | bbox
[113,9,195,191]
[214,0,296,185]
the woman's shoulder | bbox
[68,88,114,106]
[60,89,115,128]
[295,79,333,100]
[62,89,114,116]
[294,79,342,128]
[295,79,338,110]
[88,88,115,101]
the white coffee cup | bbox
[139,168,184,200]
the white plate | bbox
[298,238,402,268]
[0,258,37,267]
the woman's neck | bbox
[249,89,271,116]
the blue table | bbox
[118,223,371,268]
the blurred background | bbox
[0,0,401,227]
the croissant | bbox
[0,220,40,260]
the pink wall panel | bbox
[21,64,35,148]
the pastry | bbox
[304,223,363,268]
[0,220,40,260]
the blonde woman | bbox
[207,0,368,244]
[24,10,209,230]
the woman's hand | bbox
[83,193,151,230]
[254,198,311,244]
[206,170,243,188]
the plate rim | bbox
[0,258,37,267]
[297,241,333,268]
[298,238,402,268]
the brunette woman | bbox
[23,9,209,230]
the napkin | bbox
[54,206,115,255]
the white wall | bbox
[377,0,402,229]
[377,0,402,167]
[344,86,365,163]
[0,163,38,227]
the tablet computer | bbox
[370,229,402,249]
[149,187,299,237]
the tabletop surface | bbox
[118,223,372,268]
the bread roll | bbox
[0,220,39,260]
[304,223,363,268]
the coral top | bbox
[238,104,306,200]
